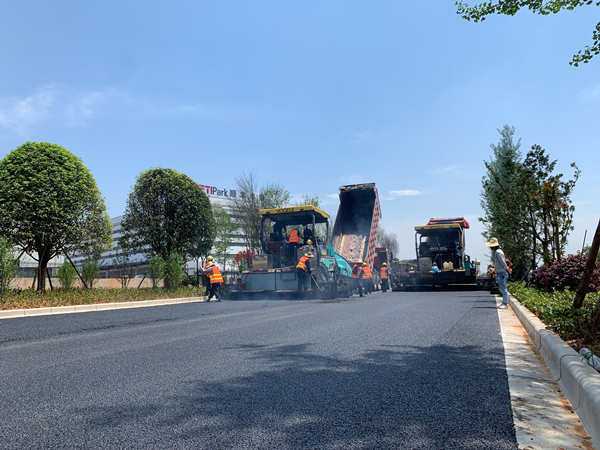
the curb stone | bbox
[509,293,600,445]
[0,296,208,320]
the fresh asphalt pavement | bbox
[0,290,517,449]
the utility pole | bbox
[574,219,600,309]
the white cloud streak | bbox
[579,84,600,102]
[0,84,253,136]
[384,189,423,200]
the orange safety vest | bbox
[362,266,372,279]
[380,267,388,279]
[208,265,223,284]
[289,229,300,244]
[352,264,361,278]
[296,255,310,272]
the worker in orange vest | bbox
[362,262,373,294]
[380,262,389,293]
[287,228,301,262]
[202,255,213,292]
[202,260,224,302]
[352,259,364,297]
[296,251,314,291]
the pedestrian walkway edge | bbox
[509,294,600,445]
[0,296,208,320]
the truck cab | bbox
[402,217,477,289]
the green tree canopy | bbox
[480,125,532,271]
[480,127,580,271]
[0,142,112,291]
[456,0,600,66]
[120,167,215,261]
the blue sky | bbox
[1,1,598,261]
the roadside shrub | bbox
[0,286,199,310]
[163,252,184,290]
[57,260,78,290]
[529,255,600,293]
[148,255,164,289]
[0,236,18,298]
[81,256,101,289]
[509,282,600,345]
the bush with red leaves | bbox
[530,255,600,292]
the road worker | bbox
[202,259,223,302]
[380,262,389,293]
[296,251,314,291]
[352,259,364,297]
[288,228,301,261]
[362,262,373,294]
[202,256,214,292]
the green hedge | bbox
[0,286,205,310]
[509,282,600,345]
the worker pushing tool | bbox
[296,251,314,291]
[202,259,223,302]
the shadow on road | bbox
[75,339,518,449]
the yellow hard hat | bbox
[382,262,387,266]
[207,256,213,261]
[307,239,312,245]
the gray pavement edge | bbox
[509,293,600,445]
[0,296,207,320]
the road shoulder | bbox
[497,296,595,449]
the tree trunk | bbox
[36,247,52,291]
[577,218,600,313]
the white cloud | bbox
[0,86,58,135]
[433,165,459,175]
[338,173,367,184]
[0,84,254,135]
[579,84,600,102]
[385,189,423,200]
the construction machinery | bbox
[226,205,353,299]
[330,183,383,291]
[397,217,477,290]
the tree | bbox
[230,171,291,252]
[119,168,216,261]
[112,249,134,288]
[480,126,532,274]
[456,0,600,66]
[162,251,185,290]
[293,194,321,208]
[520,145,580,263]
[212,205,237,274]
[481,128,580,271]
[0,235,18,299]
[81,256,101,289]
[377,226,400,258]
[57,260,78,290]
[0,142,112,291]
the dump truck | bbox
[226,205,354,299]
[330,183,383,291]
[397,217,477,290]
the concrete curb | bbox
[509,294,600,444]
[0,296,207,320]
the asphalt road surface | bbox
[0,290,518,449]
